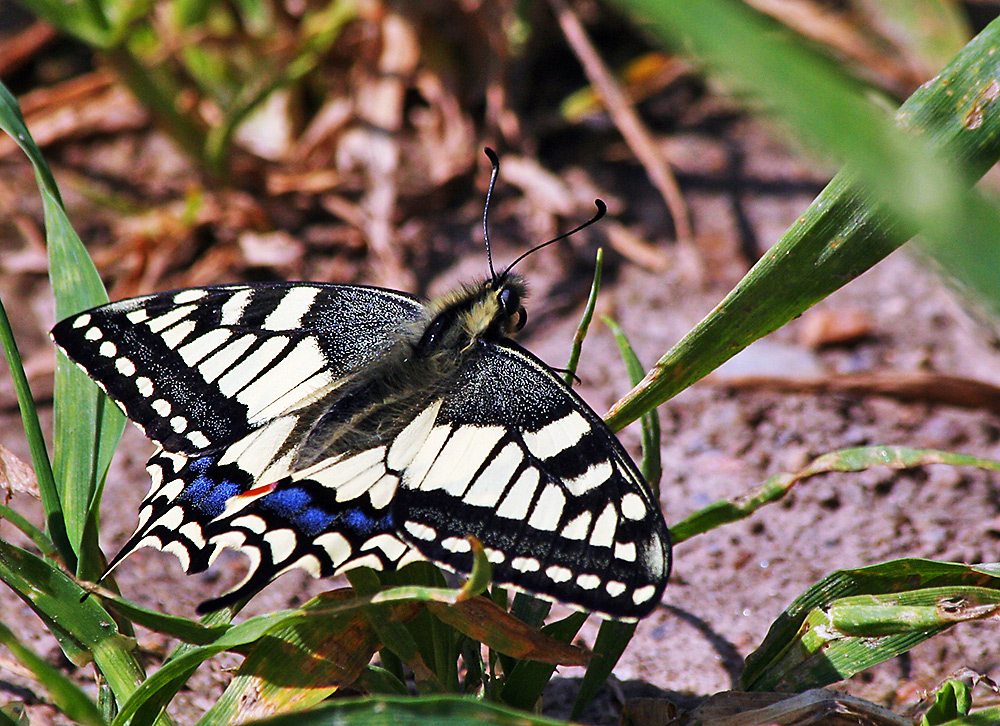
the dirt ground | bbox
[3,13,1000,725]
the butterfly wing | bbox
[52,283,427,593]
[51,283,424,455]
[391,341,671,620]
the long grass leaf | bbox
[0,540,149,711]
[606,11,1000,429]
[0,622,106,726]
[0,80,126,578]
[671,446,1000,545]
[741,560,1000,691]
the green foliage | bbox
[15,0,356,176]
[924,680,974,726]
[5,3,1000,723]
[606,1,1000,429]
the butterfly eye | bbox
[498,286,520,317]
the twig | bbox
[709,370,1000,415]
[549,0,693,244]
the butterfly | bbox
[51,152,671,620]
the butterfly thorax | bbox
[291,275,528,470]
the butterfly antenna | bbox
[483,147,501,280]
[502,199,607,276]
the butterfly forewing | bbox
[392,342,670,619]
[51,284,424,454]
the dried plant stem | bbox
[549,0,693,244]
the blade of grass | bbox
[197,590,392,726]
[746,584,1000,691]
[741,559,1000,691]
[0,293,66,560]
[0,540,151,715]
[0,622,106,726]
[0,504,57,558]
[498,610,588,710]
[602,316,661,494]
[0,80,126,578]
[234,694,578,726]
[923,679,973,726]
[564,248,604,382]
[670,446,1000,545]
[14,0,110,47]
[931,709,1000,726]
[112,569,510,725]
[606,11,1000,430]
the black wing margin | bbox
[391,340,671,620]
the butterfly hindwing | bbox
[116,440,422,613]
[392,341,671,620]
[51,283,424,454]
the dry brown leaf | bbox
[0,71,148,158]
[797,308,874,348]
[0,21,57,77]
[427,596,589,666]
[0,443,39,500]
[744,0,922,96]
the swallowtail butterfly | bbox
[51,154,671,620]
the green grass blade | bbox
[602,316,662,491]
[746,584,1000,690]
[498,611,588,710]
[236,694,576,726]
[670,446,1000,545]
[0,80,126,578]
[924,679,973,726]
[0,83,73,569]
[606,11,1000,429]
[931,708,1000,726]
[564,248,604,382]
[0,293,65,556]
[0,621,106,726]
[113,572,511,725]
[0,540,149,710]
[0,504,57,558]
[741,560,1000,691]
[197,590,384,726]
[13,0,110,47]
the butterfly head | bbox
[418,273,528,355]
[486,272,529,337]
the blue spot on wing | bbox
[260,487,311,516]
[342,508,394,535]
[178,455,242,517]
[295,507,336,537]
[185,474,213,502]
[189,456,213,473]
[199,481,240,517]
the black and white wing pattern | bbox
[52,283,428,609]
[393,341,670,619]
[52,277,671,619]
[51,283,424,454]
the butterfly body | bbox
[52,273,670,619]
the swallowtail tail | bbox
[51,159,671,620]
